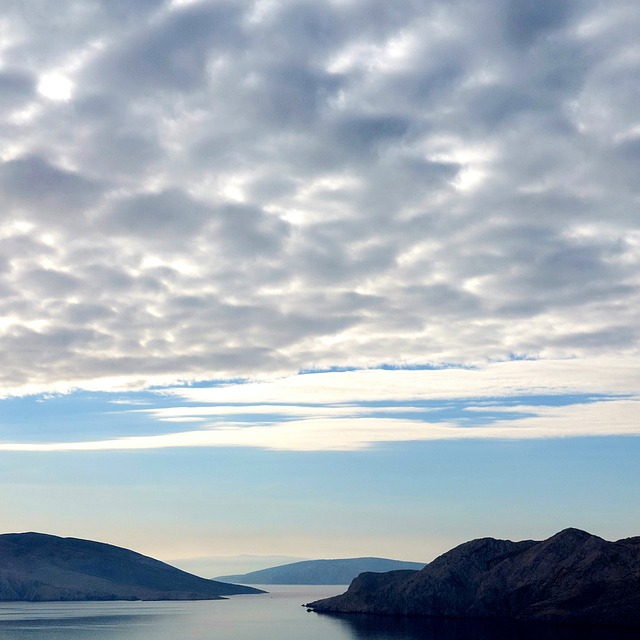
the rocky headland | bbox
[0,532,263,601]
[307,528,640,627]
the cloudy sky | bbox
[1,0,639,570]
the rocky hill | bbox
[307,529,640,627]
[215,557,425,584]
[0,532,263,601]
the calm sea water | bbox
[0,586,637,640]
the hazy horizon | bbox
[170,553,308,578]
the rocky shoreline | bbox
[307,529,640,628]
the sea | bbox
[0,585,637,640]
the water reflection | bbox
[0,614,173,640]
[326,611,640,640]
[1,592,638,640]
[0,602,193,640]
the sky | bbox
[0,0,639,575]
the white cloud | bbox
[2,359,638,452]
[164,358,640,405]
[0,0,638,397]
[37,73,74,101]
[1,397,638,453]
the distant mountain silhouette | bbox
[0,532,263,601]
[308,529,640,627]
[215,557,425,585]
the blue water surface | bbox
[0,586,636,640]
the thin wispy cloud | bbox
[1,360,637,452]
[2,398,638,452]
[163,358,640,404]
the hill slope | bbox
[308,529,640,627]
[215,557,425,585]
[0,532,263,601]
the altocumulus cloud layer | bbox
[1,0,639,396]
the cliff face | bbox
[0,532,263,601]
[215,557,425,585]
[308,529,640,627]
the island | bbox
[0,532,263,601]
[215,557,425,585]
[307,528,640,627]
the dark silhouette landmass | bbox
[307,529,640,628]
[215,557,426,584]
[0,532,263,601]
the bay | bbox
[0,586,637,640]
